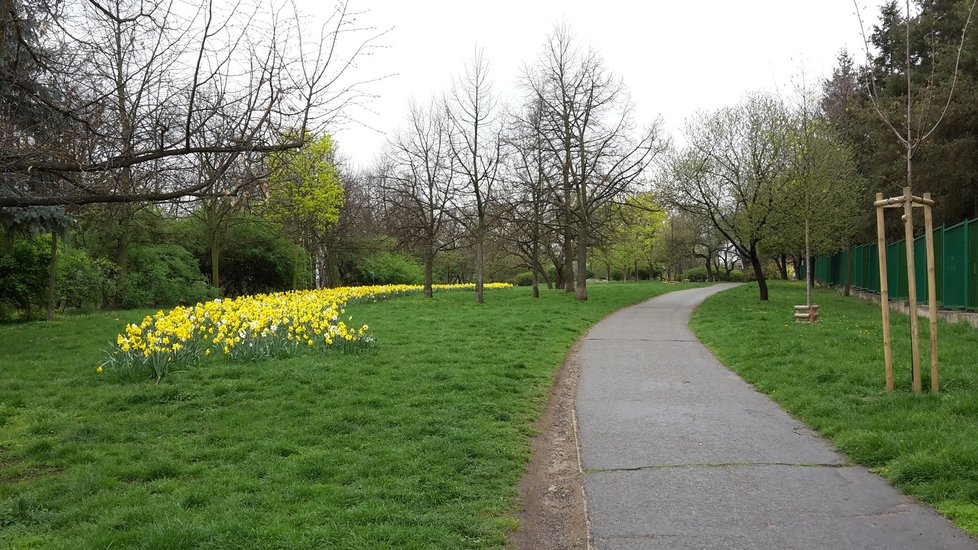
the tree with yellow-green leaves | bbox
[592,193,667,281]
[264,133,344,289]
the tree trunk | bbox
[475,233,485,304]
[531,265,540,298]
[538,259,553,289]
[776,254,788,280]
[210,234,221,295]
[563,226,574,292]
[749,246,769,301]
[115,210,130,277]
[575,221,588,301]
[704,258,714,282]
[424,248,434,298]
[47,232,58,321]
[805,218,812,308]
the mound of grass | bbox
[691,281,978,536]
[0,282,695,548]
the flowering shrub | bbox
[100,283,511,381]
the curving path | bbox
[576,284,978,549]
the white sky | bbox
[300,1,890,168]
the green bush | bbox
[512,271,534,286]
[57,247,115,310]
[112,244,217,308]
[0,237,48,319]
[355,252,424,285]
[721,269,745,282]
[683,266,709,282]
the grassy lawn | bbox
[691,280,978,536]
[0,282,694,549]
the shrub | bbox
[683,266,709,282]
[512,271,534,286]
[721,269,745,282]
[0,237,48,319]
[57,247,115,310]
[112,244,217,308]
[355,252,424,285]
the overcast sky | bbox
[299,1,890,168]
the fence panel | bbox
[833,250,847,286]
[912,231,943,305]
[943,220,968,308]
[868,243,880,293]
[853,245,865,289]
[969,220,978,309]
[886,240,909,300]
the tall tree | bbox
[264,134,344,290]
[524,24,662,300]
[382,99,457,298]
[500,97,561,297]
[854,0,978,219]
[661,93,794,301]
[446,48,502,305]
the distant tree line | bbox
[5,0,976,318]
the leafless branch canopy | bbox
[1,0,384,207]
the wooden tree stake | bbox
[875,192,894,391]
[902,187,922,394]
[923,193,939,394]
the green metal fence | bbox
[813,218,978,310]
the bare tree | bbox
[381,98,457,298]
[854,0,977,192]
[1,0,383,207]
[524,24,662,300]
[499,97,558,297]
[445,48,502,304]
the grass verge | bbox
[0,282,696,548]
[690,280,978,536]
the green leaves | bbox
[265,133,344,238]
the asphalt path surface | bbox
[575,284,978,549]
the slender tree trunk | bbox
[210,234,221,295]
[563,224,574,292]
[537,259,552,289]
[575,220,588,301]
[115,208,130,277]
[475,229,485,304]
[775,254,788,280]
[424,247,434,298]
[805,218,812,307]
[749,245,769,301]
[530,242,540,299]
[47,232,58,321]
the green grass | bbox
[0,282,697,549]
[691,280,978,536]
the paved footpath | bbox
[576,284,978,550]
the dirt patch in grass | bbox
[508,340,589,550]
